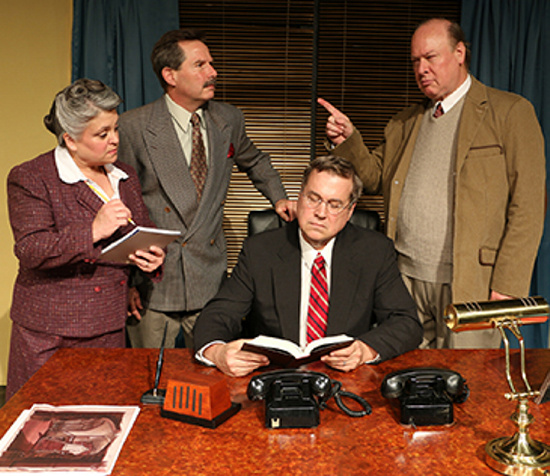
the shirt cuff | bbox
[194,340,226,366]
[365,353,381,364]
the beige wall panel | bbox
[0,0,72,385]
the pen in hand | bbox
[86,182,137,226]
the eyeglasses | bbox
[301,191,351,216]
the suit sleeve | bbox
[358,239,423,361]
[490,98,546,296]
[329,127,385,195]
[7,164,99,271]
[193,239,256,351]
[231,108,287,204]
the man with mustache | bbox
[118,29,295,349]
[319,18,545,350]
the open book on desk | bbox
[242,334,354,367]
[100,226,181,264]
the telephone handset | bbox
[380,367,469,426]
[248,369,371,428]
[248,369,332,403]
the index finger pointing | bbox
[317,97,341,116]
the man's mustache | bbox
[204,79,217,87]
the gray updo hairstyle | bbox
[44,79,122,146]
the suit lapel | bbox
[326,226,361,335]
[273,223,302,343]
[189,105,232,233]
[456,77,488,174]
[75,181,104,215]
[144,99,199,228]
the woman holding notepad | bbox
[6,79,165,399]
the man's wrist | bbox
[357,340,379,363]
[195,341,225,366]
[203,343,222,363]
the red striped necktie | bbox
[306,253,329,343]
[433,102,444,118]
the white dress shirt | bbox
[55,145,128,201]
[165,94,210,166]
[433,74,472,115]
[298,231,335,347]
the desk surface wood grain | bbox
[1,348,549,475]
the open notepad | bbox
[100,226,181,264]
[242,334,354,367]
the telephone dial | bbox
[381,367,469,426]
[248,369,372,428]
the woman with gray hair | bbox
[6,79,165,399]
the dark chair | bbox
[247,208,380,236]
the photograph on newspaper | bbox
[0,404,139,474]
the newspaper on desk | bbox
[0,404,139,475]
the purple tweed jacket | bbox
[7,150,159,338]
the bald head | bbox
[410,18,469,101]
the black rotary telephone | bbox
[380,367,469,426]
[247,369,372,428]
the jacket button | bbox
[210,239,215,245]
[165,207,171,213]
[182,242,187,248]
[120,280,126,286]
[94,286,101,292]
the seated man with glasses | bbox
[193,155,422,377]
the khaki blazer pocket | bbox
[468,144,503,158]
[479,247,498,265]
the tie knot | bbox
[314,253,325,269]
[433,102,444,118]
[191,113,200,127]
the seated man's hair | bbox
[302,155,363,205]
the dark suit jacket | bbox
[118,97,287,312]
[7,150,158,338]
[194,221,422,362]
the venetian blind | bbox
[179,0,460,269]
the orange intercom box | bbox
[163,375,231,420]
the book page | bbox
[305,334,354,354]
[245,335,303,358]
[244,334,353,359]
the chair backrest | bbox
[247,208,381,236]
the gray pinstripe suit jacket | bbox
[118,97,287,312]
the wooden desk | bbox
[1,348,549,475]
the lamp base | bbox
[485,398,550,475]
[486,436,550,475]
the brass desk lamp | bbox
[444,296,550,475]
